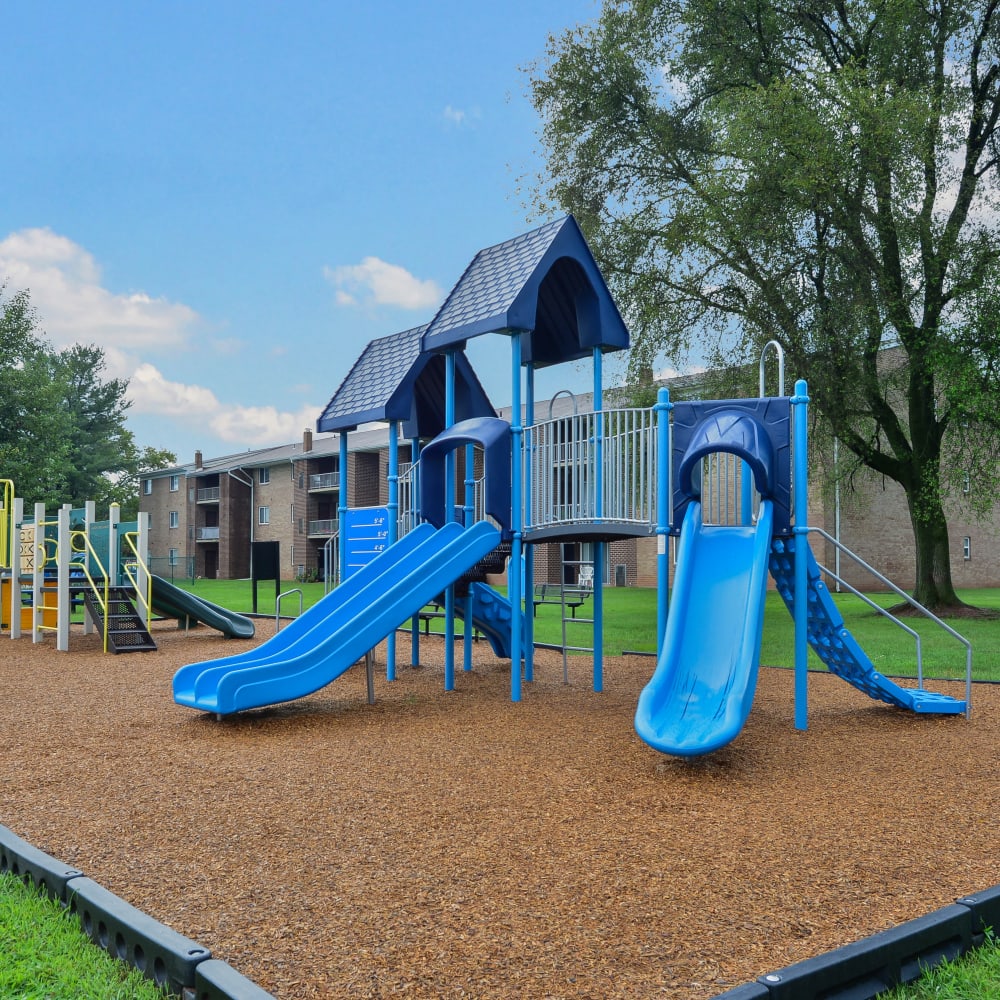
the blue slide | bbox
[173,520,501,715]
[635,500,775,756]
[452,583,524,659]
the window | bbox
[962,472,971,494]
[963,536,971,560]
[169,474,180,492]
[169,511,179,529]
[258,506,270,525]
[143,479,152,495]
[168,548,178,566]
[259,467,270,485]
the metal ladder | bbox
[557,545,595,684]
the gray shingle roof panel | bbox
[316,326,426,432]
[422,216,628,362]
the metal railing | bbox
[196,486,220,503]
[396,459,493,538]
[195,526,220,541]
[308,518,337,536]
[523,407,657,533]
[697,452,759,527]
[808,525,972,715]
[0,479,13,570]
[70,529,111,652]
[122,531,153,626]
[308,472,339,491]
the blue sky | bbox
[1,0,627,466]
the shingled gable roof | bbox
[421,215,629,368]
[316,324,495,437]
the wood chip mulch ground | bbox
[0,618,996,999]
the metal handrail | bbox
[122,531,153,622]
[276,588,303,630]
[760,340,785,396]
[808,525,972,716]
[70,529,111,652]
[0,479,13,571]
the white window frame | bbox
[259,467,271,485]
[169,511,179,529]
[258,506,270,526]
[963,536,971,560]
[143,479,153,495]
[169,474,180,492]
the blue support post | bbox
[792,379,810,730]
[338,432,349,584]
[592,348,604,692]
[509,333,525,702]
[410,435,422,667]
[463,442,474,673]
[444,351,457,691]
[523,366,535,683]
[655,387,672,659]
[386,420,399,681]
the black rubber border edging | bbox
[0,824,274,999]
[4,821,999,999]
[712,888,1000,1000]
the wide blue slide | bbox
[634,500,774,756]
[173,520,501,715]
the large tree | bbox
[0,286,175,514]
[529,0,1000,610]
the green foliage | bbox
[0,873,173,999]
[0,285,175,514]
[527,0,1000,608]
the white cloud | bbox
[443,104,481,127]
[1,228,323,449]
[324,256,444,311]
[0,228,198,369]
[129,363,321,446]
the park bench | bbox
[532,582,593,618]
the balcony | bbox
[197,486,220,503]
[196,526,220,542]
[308,473,339,492]
[308,519,337,538]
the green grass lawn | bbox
[171,577,998,682]
[0,874,173,999]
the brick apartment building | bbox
[139,382,1000,593]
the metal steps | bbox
[83,587,157,653]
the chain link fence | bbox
[146,556,196,583]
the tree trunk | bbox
[906,490,962,609]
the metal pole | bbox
[592,347,603,693]
[444,350,457,691]
[410,435,422,667]
[387,420,399,681]
[338,432,349,583]
[655,387,671,659]
[463,442,474,674]
[792,379,810,730]
[509,333,524,702]
[523,366,535,683]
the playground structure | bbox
[174,217,969,754]
[0,485,253,653]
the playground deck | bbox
[1,620,995,999]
